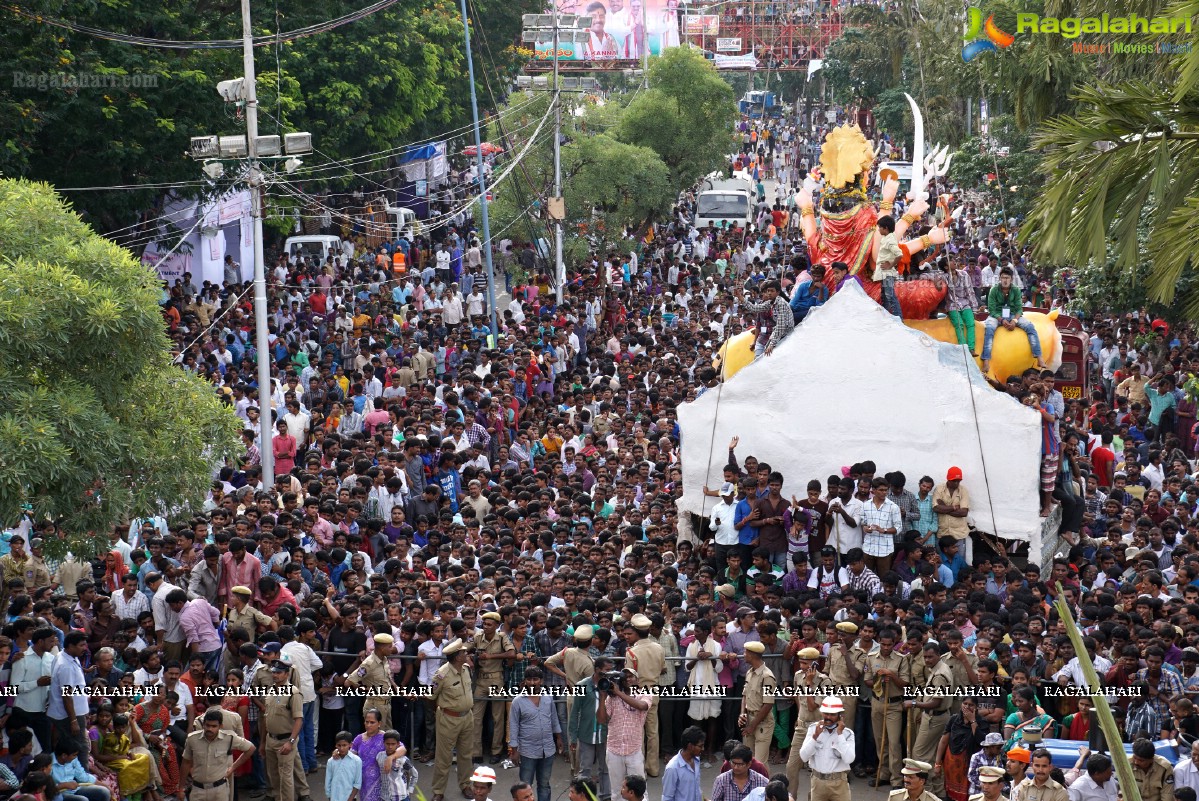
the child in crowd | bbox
[379,730,417,801]
[325,731,363,801]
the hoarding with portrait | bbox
[533,0,682,62]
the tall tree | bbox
[0,0,538,234]
[617,47,736,191]
[0,179,242,554]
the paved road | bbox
[302,750,899,801]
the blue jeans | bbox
[250,728,268,789]
[519,754,555,801]
[198,647,222,674]
[981,316,1042,360]
[301,700,317,771]
[62,787,111,801]
[880,276,901,317]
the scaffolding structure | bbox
[682,0,849,70]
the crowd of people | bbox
[7,110,1199,801]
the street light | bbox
[188,0,315,493]
[520,12,593,303]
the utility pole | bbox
[552,3,565,304]
[241,0,273,490]
[459,0,500,342]
[640,0,649,88]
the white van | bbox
[875,160,914,194]
[693,177,754,230]
[284,234,342,266]
[385,204,418,242]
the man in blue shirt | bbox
[434,454,462,514]
[789,264,830,323]
[50,728,109,801]
[732,479,760,566]
[662,726,705,801]
[49,631,91,760]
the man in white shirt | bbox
[1175,741,1199,794]
[708,483,740,572]
[797,696,855,797]
[281,621,325,773]
[827,479,864,557]
[1068,752,1118,801]
[12,627,57,750]
[1053,636,1113,687]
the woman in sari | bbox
[98,710,157,801]
[133,682,178,798]
[352,708,387,801]
[934,697,987,801]
[222,670,253,777]
[87,705,124,801]
[1003,686,1055,752]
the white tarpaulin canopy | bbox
[677,282,1044,541]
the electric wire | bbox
[2,0,405,50]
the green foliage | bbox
[487,55,736,266]
[0,179,242,556]
[0,0,539,234]
[617,47,736,190]
[822,26,894,107]
[565,134,672,252]
[1020,79,1199,316]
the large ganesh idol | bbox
[797,124,949,319]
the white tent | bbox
[677,282,1044,543]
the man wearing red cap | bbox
[932,468,971,544]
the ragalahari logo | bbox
[962,8,1016,61]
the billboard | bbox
[534,0,682,62]
[715,37,742,51]
[683,14,719,35]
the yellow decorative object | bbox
[903,310,1064,383]
[714,330,758,380]
[819,125,876,190]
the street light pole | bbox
[552,4,565,304]
[459,0,501,342]
[640,0,649,88]
[240,0,274,490]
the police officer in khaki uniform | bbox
[786,646,831,790]
[825,622,864,746]
[908,643,954,797]
[798,697,855,801]
[227,585,273,636]
[625,614,665,777]
[261,660,303,801]
[888,759,942,801]
[906,633,931,755]
[971,765,1009,801]
[252,644,310,800]
[471,611,515,765]
[939,630,977,714]
[544,623,595,773]
[1131,737,1175,801]
[864,628,910,788]
[1011,749,1069,801]
[182,708,255,801]
[739,641,776,765]
[343,632,398,730]
[431,638,475,801]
